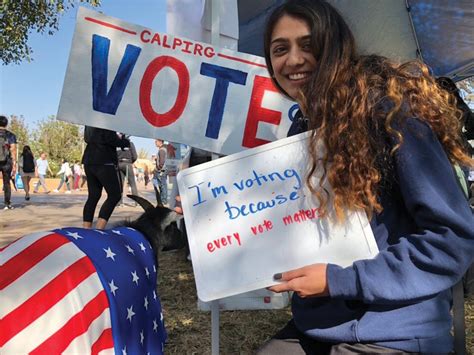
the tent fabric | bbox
[237,0,474,80]
[409,0,474,80]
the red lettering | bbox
[204,47,215,58]
[250,219,274,235]
[193,43,203,56]
[140,30,151,43]
[264,219,273,230]
[315,207,322,218]
[162,35,171,48]
[172,37,183,50]
[207,233,241,253]
[139,56,190,127]
[182,41,193,54]
[207,242,215,253]
[151,33,161,45]
[234,233,241,246]
[243,76,282,148]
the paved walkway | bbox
[0,186,159,248]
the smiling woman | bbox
[267,15,316,103]
[257,0,474,354]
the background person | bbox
[19,145,36,200]
[117,135,139,204]
[73,161,83,191]
[153,139,168,205]
[53,158,72,193]
[257,1,474,354]
[82,126,130,230]
[0,115,17,209]
[33,152,52,194]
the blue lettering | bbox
[275,194,288,204]
[233,180,245,191]
[283,169,302,190]
[200,63,247,139]
[224,201,241,219]
[268,172,285,183]
[289,103,300,122]
[189,182,206,206]
[211,185,228,198]
[92,35,141,114]
[289,191,300,200]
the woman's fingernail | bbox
[273,273,282,280]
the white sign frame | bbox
[57,7,294,155]
[177,132,379,301]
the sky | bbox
[0,0,167,158]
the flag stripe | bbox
[63,310,113,354]
[92,329,114,355]
[0,231,51,263]
[1,241,86,318]
[0,256,95,346]
[2,274,106,353]
[0,233,69,289]
[30,291,109,355]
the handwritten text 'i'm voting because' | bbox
[187,169,322,253]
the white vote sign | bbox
[177,132,379,301]
[57,7,295,155]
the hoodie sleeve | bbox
[327,118,474,303]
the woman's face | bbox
[269,15,317,104]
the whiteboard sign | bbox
[177,132,379,301]
[57,7,294,155]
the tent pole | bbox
[405,0,423,62]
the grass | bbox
[158,249,473,354]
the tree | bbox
[31,115,84,174]
[1,0,100,65]
[8,114,30,148]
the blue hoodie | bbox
[289,117,474,353]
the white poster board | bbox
[57,7,294,155]
[177,132,379,301]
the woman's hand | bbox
[268,263,329,298]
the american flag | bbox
[0,227,167,354]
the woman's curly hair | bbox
[305,57,473,221]
[264,0,473,221]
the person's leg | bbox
[1,162,13,207]
[22,176,30,199]
[33,175,41,192]
[26,176,31,198]
[55,175,64,191]
[83,166,102,228]
[65,176,71,191]
[158,174,168,205]
[256,320,332,355]
[96,165,122,229]
[39,174,49,192]
[95,217,108,229]
[329,343,417,354]
[74,174,80,190]
[126,163,139,197]
[80,175,87,188]
[117,164,126,205]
